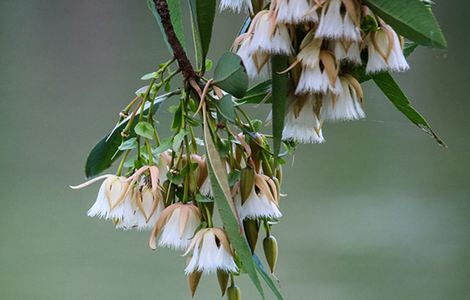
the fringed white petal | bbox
[251,12,293,55]
[282,97,325,144]
[158,207,200,251]
[219,0,252,13]
[316,0,343,39]
[276,0,318,24]
[321,78,365,122]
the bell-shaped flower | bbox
[234,173,282,220]
[235,34,270,79]
[149,203,201,251]
[273,0,318,24]
[316,0,361,41]
[115,184,164,230]
[184,228,238,275]
[71,174,130,220]
[296,50,340,95]
[282,95,325,144]
[219,0,252,13]
[366,24,409,73]
[249,10,293,55]
[330,40,362,64]
[320,75,365,122]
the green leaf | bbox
[217,94,236,121]
[203,111,265,299]
[189,0,216,72]
[147,0,186,53]
[214,52,249,99]
[271,55,288,167]
[118,137,138,151]
[172,129,188,151]
[135,121,155,140]
[237,80,272,104]
[253,255,284,300]
[85,92,175,178]
[372,72,446,147]
[364,0,447,48]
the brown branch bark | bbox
[153,0,197,83]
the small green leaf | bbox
[203,111,265,299]
[217,94,236,121]
[214,52,249,99]
[189,0,216,72]
[85,92,176,178]
[237,80,272,104]
[135,121,155,140]
[364,0,447,48]
[195,193,214,203]
[372,72,446,147]
[118,137,138,151]
[153,137,173,156]
[271,55,288,168]
[141,72,158,80]
[205,59,213,71]
[172,130,188,151]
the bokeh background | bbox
[1,1,469,299]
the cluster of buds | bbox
[73,130,282,297]
[228,0,409,144]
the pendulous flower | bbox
[234,173,282,220]
[149,203,201,251]
[184,228,238,275]
[282,94,325,144]
[320,75,365,122]
[366,23,409,73]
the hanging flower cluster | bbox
[230,0,409,144]
[74,0,446,299]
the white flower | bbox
[220,0,252,13]
[282,95,325,144]
[115,185,164,230]
[184,228,238,275]
[250,10,293,55]
[236,35,270,79]
[331,40,362,64]
[274,0,318,24]
[316,0,361,41]
[149,203,201,251]
[366,24,409,73]
[234,173,282,220]
[82,175,131,220]
[321,75,365,122]
[296,50,340,95]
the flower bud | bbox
[243,219,259,253]
[227,284,241,300]
[263,235,278,274]
[240,167,255,205]
[217,270,229,296]
[188,271,202,298]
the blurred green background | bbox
[1,1,469,299]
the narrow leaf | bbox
[372,72,446,147]
[189,0,216,72]
[203,109,265,299]
[253,255,284,300]
[271,55,288,167]
[364,0,447,48]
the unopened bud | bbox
[227,285,241,300]
[243,219,259,253]
[263,235,278,274]
[188,271,202,298]
[217,270,229,296]
[240,167,255,205]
